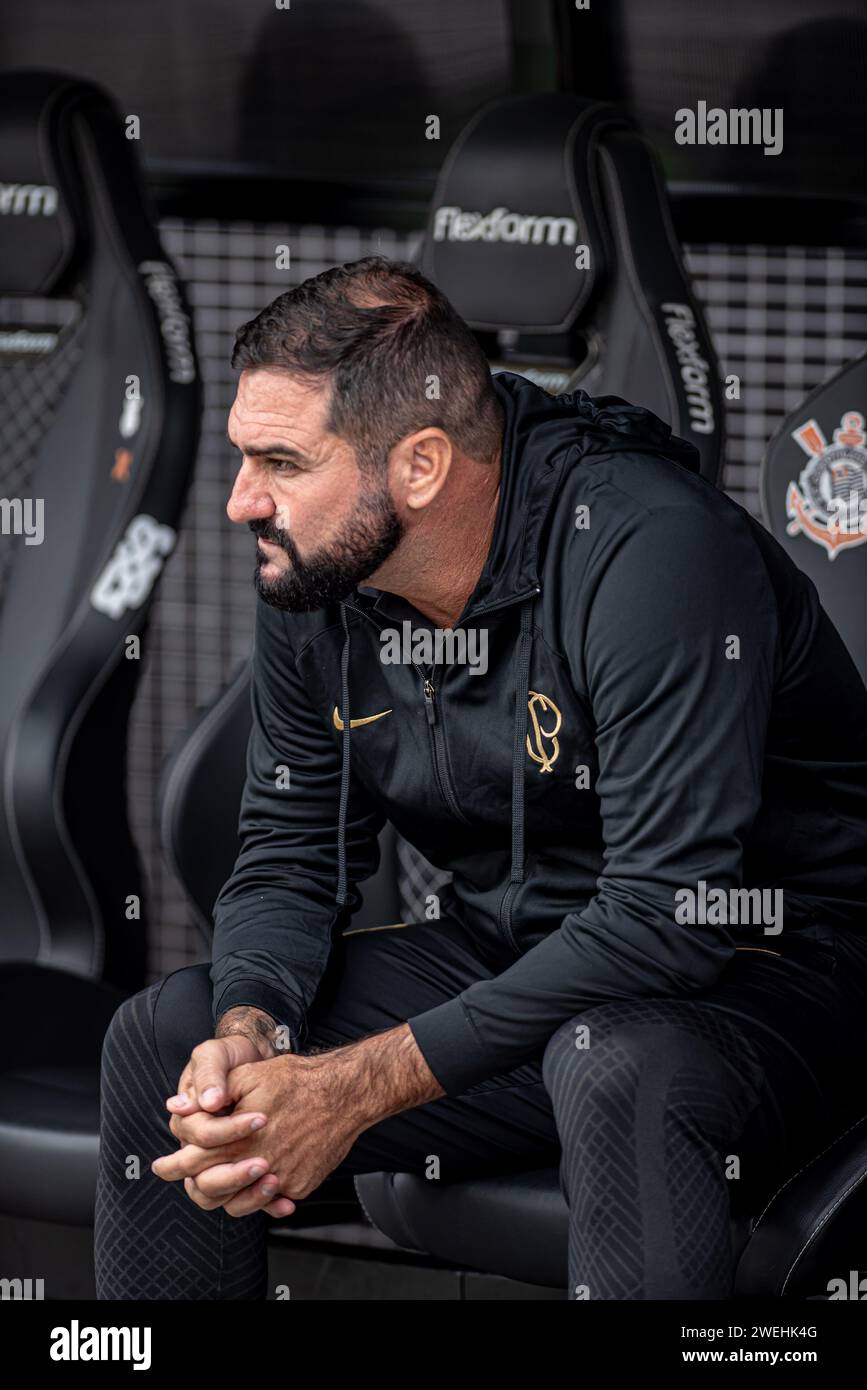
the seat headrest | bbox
[420,93,630,334]
[0,72,102,295]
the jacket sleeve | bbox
[407,502,780,1096]
[209,597,385,1045]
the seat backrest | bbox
[761,350,867,688]
[0,71,201,988]
[419,92,724,485]
[162,93,727,949]
[159,661,256,947]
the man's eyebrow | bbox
[226,431,308,462]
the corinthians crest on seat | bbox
[761,349,867,687]
[786,410,867,558]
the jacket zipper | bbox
[422,676,473,825]
[487,583,541,954]
[342,599,472,824]
[418,584,540,828]
[343,583,541,848]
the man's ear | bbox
[393,428,452,512]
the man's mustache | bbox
[250,521,289,549]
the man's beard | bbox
[250,471,403,612]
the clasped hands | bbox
[151,1033,363,1219]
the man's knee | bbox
[542,1001,658,1075]
[101,963,214,1096]
[542,999,766,1151]
[541,1005,649,1105]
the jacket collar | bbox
[352,372,565,626]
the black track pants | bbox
[94,918,867,1300]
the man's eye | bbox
[268,458,298,473]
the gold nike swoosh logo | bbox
[332,705,393,731]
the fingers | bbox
[184,1159,273,1204]
[166,1037,259,1116]
[179,1040,229,1112]
[263,1196,297,1219]
[223,1177,294,1219]
[167,1062,195,1113]
[152,1143,270,1183]
[182,1168,290,1216]
[169,1108,267,1149]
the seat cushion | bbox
[354,1167,742,1289]
[357,1120,867,1296]
[355,1167,756,1291]
[0,964,122,1224]
[0,1098,101,1225]
[355,1167,570,1287]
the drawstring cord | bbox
[335,602,352,907]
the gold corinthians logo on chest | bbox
[526,690,562,773]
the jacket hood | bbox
[457,371,702,616]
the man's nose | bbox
[226,463,273,525]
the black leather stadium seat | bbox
[351,94,867,1297]
[150,91,867,1296]
[419,92,725,485]
[154,93,867,1296]
[0,71,200,1246]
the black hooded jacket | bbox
[211,371,867,1097]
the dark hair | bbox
[231,256,503,469]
